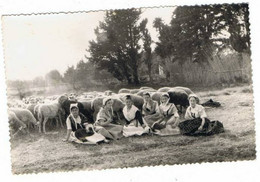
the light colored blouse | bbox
[66,114,82,130]
[185,104,207,120]
[159,103,179,118]
[123,105,139,121]
[96,107,114,125]
[142,100,159,116]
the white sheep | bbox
[36,101,64,134]
[8,108,38,134]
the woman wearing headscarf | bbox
[151,93,180,135]
[94,97,124,140]
[178,94,224,136]
[142,92,161,127]
[122,95,150,137]
[63,104,106,144]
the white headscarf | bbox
[70,103,78,113]
[160,93,172,111]
[188,94,200,104]
[103,97,112,106]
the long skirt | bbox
[151,115,180,136]
[95,123,123,140]
[70,129,106,144]
[123,120,150,137]
[178,118,224,136]
[144,113,162,127]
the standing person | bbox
[122,95,150,137]
[152,93,180,135]
[142,92,161,127]
[94,97,124,140]
[63,104,106,144]
[178,94,224,136]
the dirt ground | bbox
[10,85,256,174]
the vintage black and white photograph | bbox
[2,3,255,174]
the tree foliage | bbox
[140,18,153,81]
[45,70,62,86]
[154,4,250,65]
[88,9,151,84]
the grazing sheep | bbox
[157,87,171,92]
[129,89,140,94]
[79,99,95,123]
[25,103,38,129]
[8,110,27,130]
[9,108,38,132]
[37,102,64,133]
[91,97,104,121]
[151,92,166,104]
[91,96,125,121]
[104,90,113,96]
[117,93,144,110]
[33,104,40,120]
[139,86,154,90]
[173,86,194,95]
[136,89,156,97]
[167,88,189,112]
[118,88,131,94]
[8,111,30,137]
[26,104,37,116]
[58,95,89,122]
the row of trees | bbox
[87,3,250,84]
[8,3,251,98]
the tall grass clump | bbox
[167,51,252,87]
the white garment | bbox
[123,123,150,137]
[66,114,82,130]
[123,105,139,121]
[122,105,150,137]
[185,104,207,120]
[69,132,106,145]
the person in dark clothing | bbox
[63,104,97,142]
[178,94,224,136]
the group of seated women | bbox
[62,92,224,144]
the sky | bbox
[2,6,176,81]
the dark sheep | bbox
[118,88,131,94]
[167,88,189,111]
[157,87,171,92]
[173,86,194,95]
[117,93,144,110]
[58,95,92,123]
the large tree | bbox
[88,9,149,85]
[140,18,153,82]
[64,66,77,89]
[154,3,250,66]
[45,70,62,86]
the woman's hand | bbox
[197,125,203,131]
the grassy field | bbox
[10,85,256,174]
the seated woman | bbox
[178,94,224,136]
[63,104,106,144]
[122,95,150,137]
[94,97,124,140]
[142,92,161,127]
[152,93,180,135]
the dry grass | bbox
[166,52,252,86]
[10,86,256,174]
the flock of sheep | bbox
[8,86,202,137]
